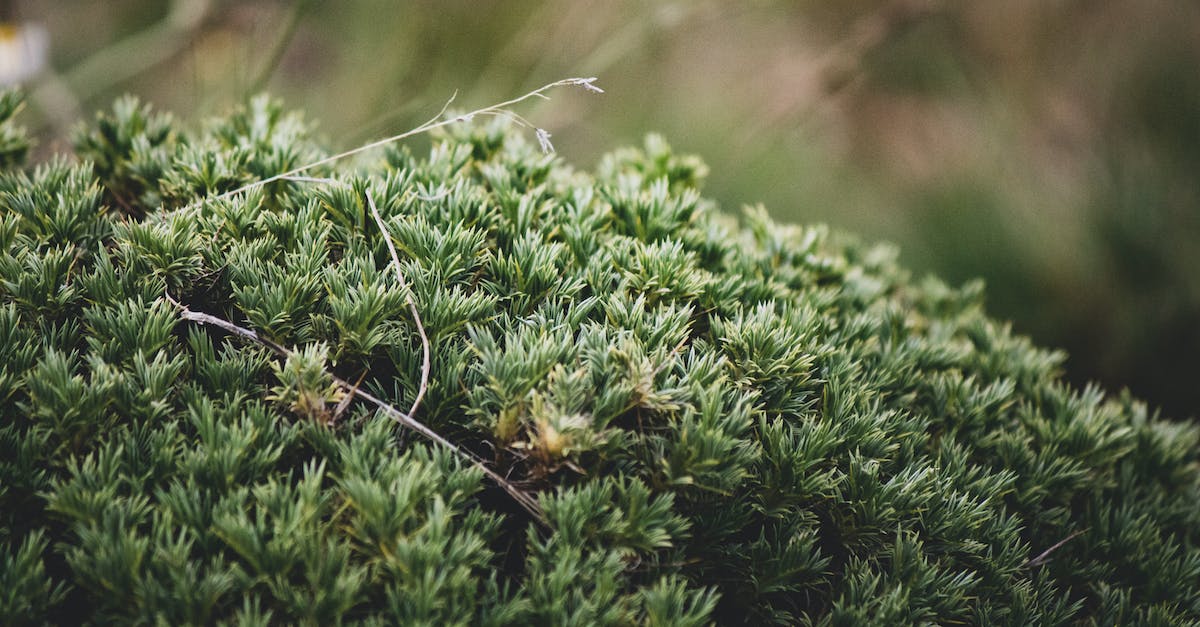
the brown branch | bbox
[1025,529,1086,568]
[650,333,692,379]
[164,293,546,524]
[331,369,368,426]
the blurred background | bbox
[3,0,1198,418]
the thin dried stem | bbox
[350,383,545,521]
[1025,529,1086,568]
[273,177,431,418]
[176,77,602,212]
[165,294,546,524]
[275,175,342,185]
[332,369,368,426]
[365,190,431,419]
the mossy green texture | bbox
[1,92,1198,625]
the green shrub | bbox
[1,89,1198,625]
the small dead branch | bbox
[270,180,431,419]
[165,293,546,524]
[331,369,368,426]
[650,333,692,379]
[1024,529,1086,568]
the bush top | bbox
[1,92,1198,625]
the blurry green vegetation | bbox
[10,0,1200,416]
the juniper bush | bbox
[1,89,1198,625]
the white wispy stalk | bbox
[535,128,554,153]
[173,76,603,212]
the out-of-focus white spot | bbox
[0,22,49,86]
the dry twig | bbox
[1024,529,1086,568]
[164,293,546,524]
[269,178,431,418]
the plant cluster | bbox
[1,90,1198,625]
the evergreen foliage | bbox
[1,88,1198,625]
